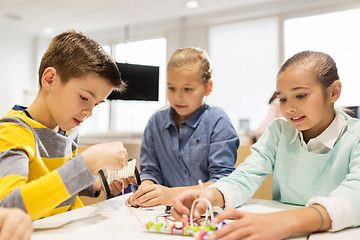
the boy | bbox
[0,31,128,220]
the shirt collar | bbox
[164,108,174,129]
[13,105,32,119]
[12,105,67,136]
[165,104,208,129]
[290,111,348,149]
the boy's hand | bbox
[92,176,125,195]
[0,208,33,240]
[110,176,137,195]
[92,176,102,191]
[94,175,137,196]
[124,176,137,185]
[82,142,129,174]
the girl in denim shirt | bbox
[126,48,239,207]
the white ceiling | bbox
[0,0,281,35]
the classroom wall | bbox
[0,16,209,116]
[86,17,209,66]
[0,20,35,116]
[208,17,279,131]
[0,0,359,131]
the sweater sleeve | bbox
[206,108,239,182]
[209,120,281,208]
[139,115,164,185]
[0,121,94,220]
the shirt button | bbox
[196,139,200,143]
[179,139,183,143]
[184,170,187,175]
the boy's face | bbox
[46,72,113,131]
[166,69,212,122]
[276,66,335,141]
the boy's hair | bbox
[38,30,125,90]
[167,47,212,84]
[278,50,339,90]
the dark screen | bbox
[107,62,159,101]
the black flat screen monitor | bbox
[107,62,159,101]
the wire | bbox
[189,198,214,228]
[198,179,206,196]
[119,179,145,225]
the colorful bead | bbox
[146,221,153,230]
[182,224,190,235]
[155,222,163,232]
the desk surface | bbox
[31,195,359,240]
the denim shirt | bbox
[140,104,239,187]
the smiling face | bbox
[167,69,212,123]
[276,66,336,141]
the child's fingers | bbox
[132,184,156,200]
[213,209,244,223]
[193,201,208,218]
[9,219,33,240]
[109,181,122,195]
[211,224,252,240]
[23,226,34,240]
[172,198,192,221]
[119,153,128,168]
[132,187,158,206]
[126,197,136,207]
[135,195,161,208]
[0,209,33,240]
[170,206,189,223]
[113,142,128,169]
[126,176,137,185]
[117,178,129,188]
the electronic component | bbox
[144,182,226,240]
[98,159,141,199]
[145,219,225,240]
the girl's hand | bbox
[126,183,174,207]
[126,180,153,207]
[210,209,294,240]
[171,190,209,224]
